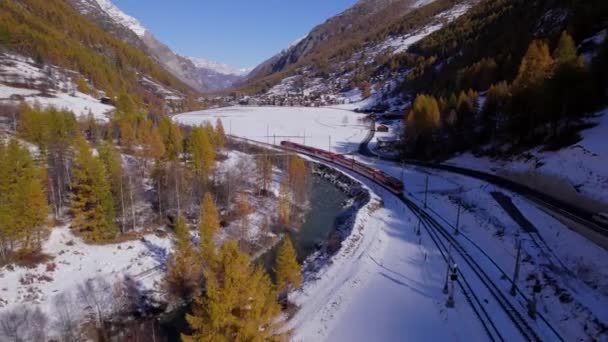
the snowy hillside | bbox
[188,57,251,77]
[251,1,474,110]
[93,0,147,37]
[0,53,115,120]
[448,108,608,208]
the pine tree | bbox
[198,193,220,268]
[70,136,117,242]
[188,126,215,181]
[0,139,49,253]
[98,141,130,233]
[549,31,593,127]
[256,153,272,194]
[406,94,440,137]
[513,40,554,92]
[287,155,308,205]
[159,117,183,161]
[215,119,226,149]
[183,241,282,342]
[166,215,198,298]
[275,237,302,293]
[278,177,291,227]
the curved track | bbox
[358,130,608,238]
[229,134,564,341]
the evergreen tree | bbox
[278,177,291,227]
[549,31,594,128]
[287,155,308,205]
[215,119,226,149]
[406,94,440,138]
[256,153,272,194]
[183,241,281,342]
[159,117,183,161]
[0,139,49,253]
[274,237,302,293]
[98,141,130,233]
[513,40,554,91]
[70,136,117,242]
[188,126,216,181]
[198,192,220,268]
[166,215,198,298]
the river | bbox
[158,174,349,340]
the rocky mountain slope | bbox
[69,0,247,92]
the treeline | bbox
[1,99,311,340]
[405,31,608,158]
[0,0,198,110]
[0,94,226,260]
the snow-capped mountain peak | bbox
[188,57,251,76]
[93,0,146,37]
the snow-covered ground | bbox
[0,226,171,316]
[345,153,608,340]
[174,106,370,154]
[195,104,608,340]
[448,108,608,207]
[288,178,489,341]
[0,53,115,121]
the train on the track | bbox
[280,141,404,195]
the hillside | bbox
[69,0,249,92]
[0,0,202,112]
[239,0,476,99]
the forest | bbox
[400,0,608,158]
[0,95,310,340]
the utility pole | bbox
[424,176,429,208]
[273,134,276,145]
[416,218,421,236]
[446,263,458,308]
[303,129,306,145]
[528,280,541,320]
[443,245,452,294]
[510,239,522,296]
[455,203,461,235]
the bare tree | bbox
[77,277,114,327]
[0,306,48,342]
[53,292,81,342]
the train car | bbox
[280,141,404,195]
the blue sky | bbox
[113,0,358,69]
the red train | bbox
[280,141,404,195]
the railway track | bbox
[229,135,564,341]
[402,196,563,342]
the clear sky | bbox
[113,0,358,69]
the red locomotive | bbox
[280,141,404,195]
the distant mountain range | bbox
[69,0,249,92]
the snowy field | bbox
[0,53,115,121]
[174,106,370,154]
[448,107,608,206]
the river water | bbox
[159,174,348,340]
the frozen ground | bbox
[0,226,172,317]
[448,107,608,206]
[173,106,370,154]
[348,154,608,340]
[0,53,115,120]
[288,176,489,341]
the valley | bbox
[0,0,607,341]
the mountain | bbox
[240,0,475,100]
[0,0,200,113]
[247,0,428,81]
[187,57,251,91]
[68,0,248,92]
